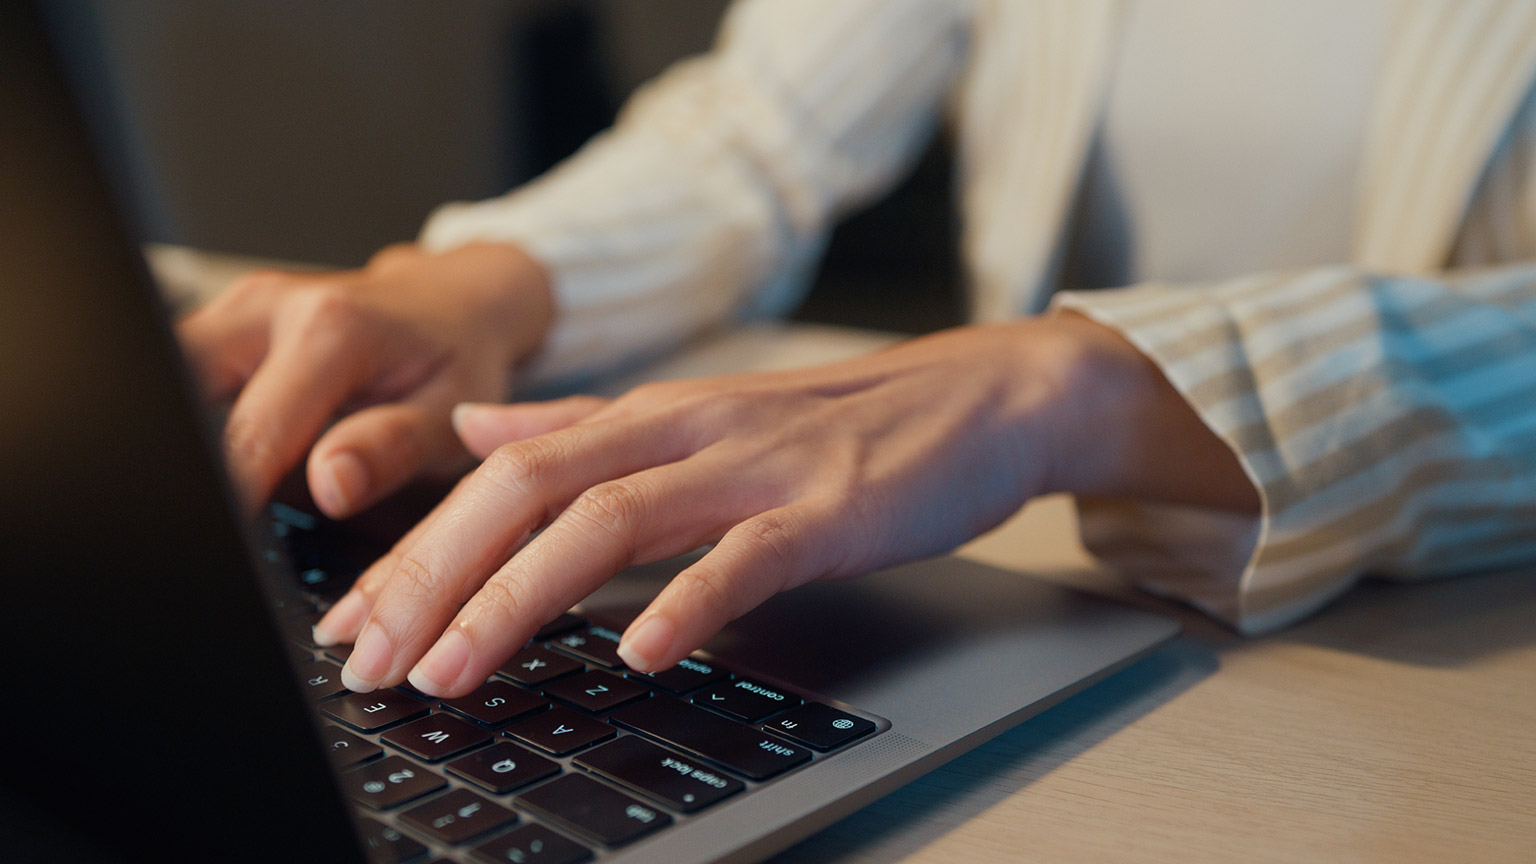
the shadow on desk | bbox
[770,639,1216,864]
[1262,564,1536,668]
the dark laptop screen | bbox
[0,4,363,861]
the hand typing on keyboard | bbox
[313,313,1255,697]
[177,242,552,517]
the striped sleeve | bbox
[1054,263,1536,634]
[419,0,969,386]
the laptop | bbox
[0,4,1180,862]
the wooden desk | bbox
[151,249,1536,864]
[763,494,1536,863]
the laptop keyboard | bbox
[269,504,886,863]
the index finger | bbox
[336,412,696,694]
[220,301,374,510]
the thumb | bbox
[451,396,609,458]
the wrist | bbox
[372,241,555,369]
[1044,310,1259,513]
[453,242,556,367]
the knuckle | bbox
[567,479,649,546]
[733,509,804,568]
[481,437,564,499]
[471,575,538,631]
[389,552,444,601]
[480,444,540,497]
[574,476,651,531]
[674,565,738,621]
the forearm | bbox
[419,0,970,385]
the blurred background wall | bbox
[50,0,962,333]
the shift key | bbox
[611,696,810,781]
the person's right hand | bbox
[177,242,553,517]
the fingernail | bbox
[618,615,676,672]
[450,402,490,436]
[317,451,368,516]
[341,625,391,692]
[408,627,471,696]
[313,591,367,646]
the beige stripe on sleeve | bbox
[1056,262,1536,633]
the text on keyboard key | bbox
[442,680,549,727]
[516,773,671,848]
[693,678,800,723]
[322,689,430,732]
[380,713,491,762]
[612,696,811,781]
[446,741,560,794]
[295,659,348,701]
[504,705,615,755]
[764,702,877,750]
[321,725,382,768]
[629,656,730,695]
[543,670,649,714]
[576,735,744,813]
[498,646,583,687]
[550,626,625,668]
[343,755,446,810]
[399,787,516,846]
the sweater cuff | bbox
[1052,278,1363,635]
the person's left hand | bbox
[314,314,1257,697]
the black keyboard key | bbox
[576,735,743,813]
[516,774,671,848]
[357,817,429,864]
[446,741,560,794]
[380,713,491,762]
[400,788,516,846]
[544,670,648,714]
[296,658,348,700]
[343,755,446,810]
[442,680,549,727]
[764,702,877,751]
[612,696,811,781]
[470,824,591,864]
[535,613,585,641]
[322,689,431,732]
[550,626,625,668]
[693,678,800,723]
[630,656,730,695]
[322,725,383,768]
[498,646,583,687]
[504,706,615,756]
[324,642,355,664]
